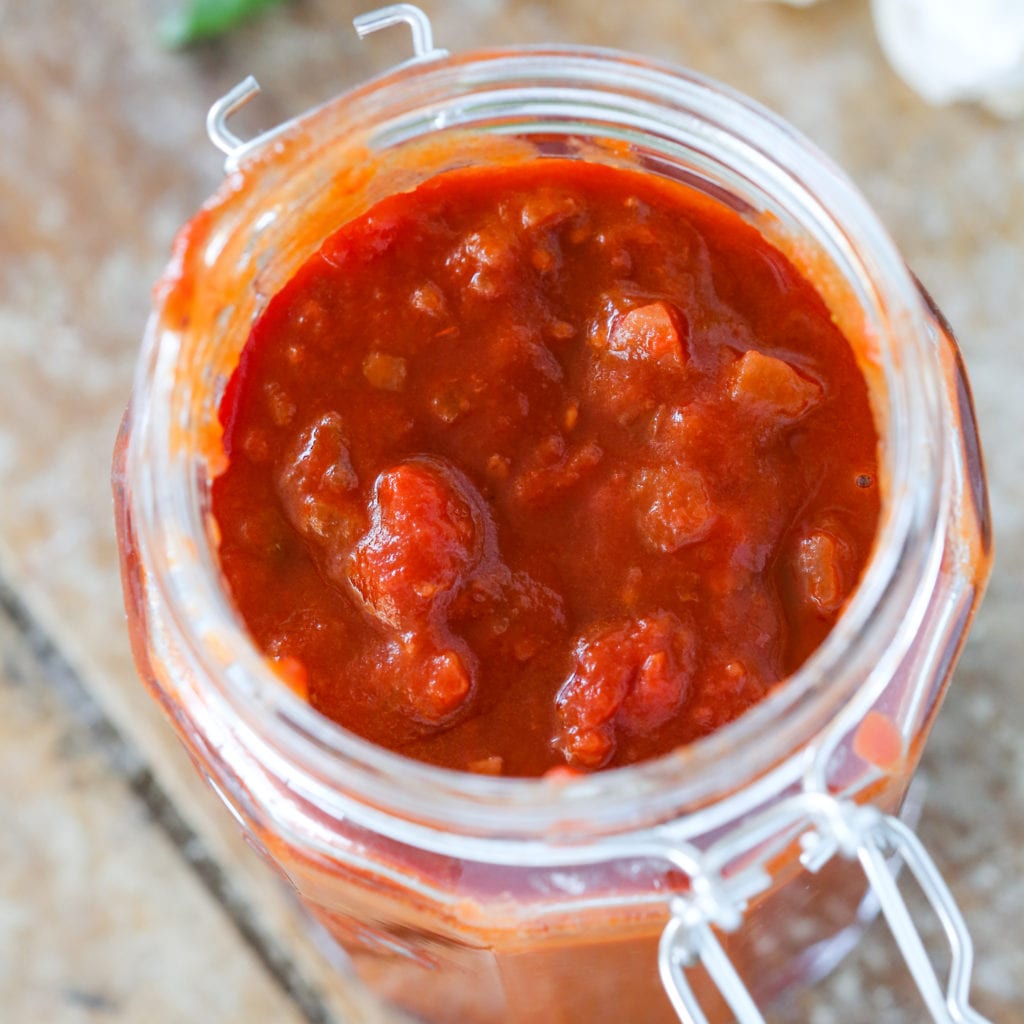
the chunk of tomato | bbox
[347,460,483,629]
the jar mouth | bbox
[131,45,945,844]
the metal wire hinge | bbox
[206,4,447,172]
[656,791,994,1024]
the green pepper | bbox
[160,0,287,48]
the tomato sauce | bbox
[212,159,880,776]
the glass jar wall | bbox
[113,43,990,1023]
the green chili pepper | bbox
[160,0,288,48]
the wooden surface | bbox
[1,1,1021,1020]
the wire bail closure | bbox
[655,791,993,1023]
[352,3,447,63]
[206,3,448,172]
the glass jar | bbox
[113,9,992,1022]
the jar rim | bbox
[129,44,946,847]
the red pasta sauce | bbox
[211,159,880,776]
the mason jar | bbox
[112,7,992,1021]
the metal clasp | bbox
[657,791,993,1024]
[352,3,448,65]
[206,3,447,171]
[822,807,992,1024]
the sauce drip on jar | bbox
[212,159,880,776]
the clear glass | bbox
[113,47,991,1023]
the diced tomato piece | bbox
[633,465,714,553]
[514,188,581,230]
[513,435,604,506]
[555,613,694,769]
[431,385,474,424]
[347,460,483,628]
[608,302,688,367]
[417,648,474,723]
[447,227,516,299]
[276,412,360,544]
[621,650,677,729]
[369,638,476,729]
[728,350,821,422]
[264,381,296,427]
[410,281,446,317]
[547,319,576,341]
[794,526,854,616]
[362,351,407,391]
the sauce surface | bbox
[212,159,880,776]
